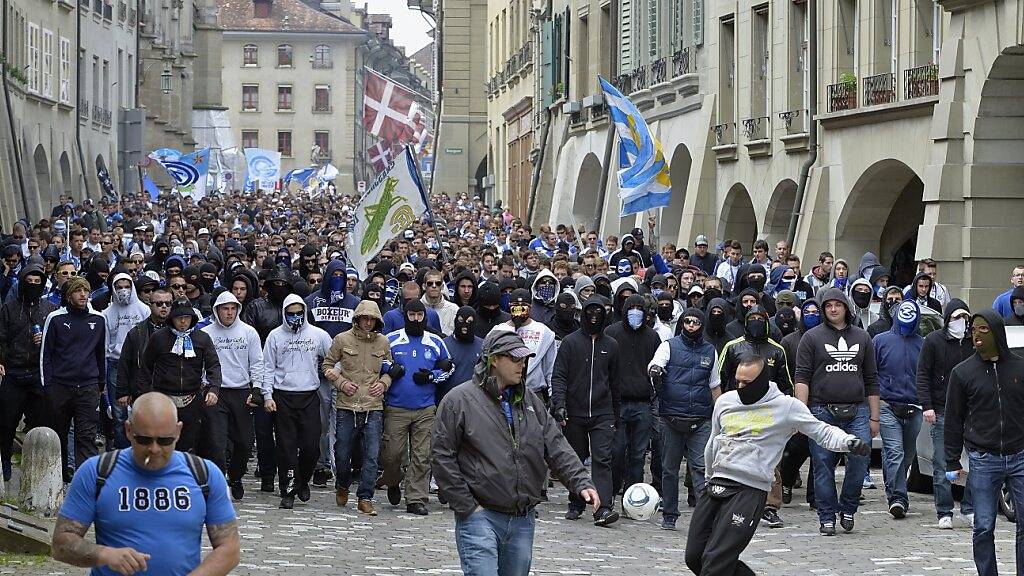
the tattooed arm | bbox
[52,515,150,574]
[187,521,240,576]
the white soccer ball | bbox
[622,483,661,521]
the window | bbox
[241,84,259,111]
[59,36,71,104]
[313,131,329,155]
[277,44,292,67]
[647,0,658,59]
[718,16,735,123]
[277,131,292,157]
[750,5,769,119]
[619,0,632,72]
[277,85,292,111]
[313,84,330,112]
[243,44,258,66]
[26,22,39,94]
[41,28,53,98]
[241,130,258,149]
[253,0,270,18]
[313,44,332,68]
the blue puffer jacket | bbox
[305,259,361,337]
[872,300,924,405]
[659,334,717,418]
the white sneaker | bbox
[937,516,954,530]
[961,512,975,527]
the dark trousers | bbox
[255,402,277,480]
[48,383,100,478]
[684,482,767,576]
[0,371,47,481]
[563,414,615,517]
[649,412,663,491]
[174,395,205,454]
[612,400,652,495]
[200,388,253,482]
[780,433,815,504]
[273,389,322,493]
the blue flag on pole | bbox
[142,175,160,201]
[155,147,210,188]
[283,166,317,187]
[598,76,672,216]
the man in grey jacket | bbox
[685,351,870,576]
[432,331,599,576]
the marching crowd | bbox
[0,187,1023,575]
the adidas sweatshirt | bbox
[794,321,879,405]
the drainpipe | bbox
[787,0,817,250]
[75,0,92,200]
[591,0,618,234]
[2,0,28,224]
[525,107,550,223]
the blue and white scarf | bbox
[171,328,196,358]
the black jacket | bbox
[945,310,1024,470]
[242,296,285,344]
[718,305,792,394]
[137,325,222,396]
[916,299,973,413]
[702,297,733,353]
[116,318,165,399]
[603,295,661,402]
[0,265,57,373]
[551,299,621,419]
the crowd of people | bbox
[0,186,1022,575]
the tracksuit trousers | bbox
[685,479,767,576]
[201,387,253,482]
[273,389,322,494]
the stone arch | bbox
[718,183,757,253]
[94,155,107,202]
[835,159,924,286]
[661,143,691,247]
[33,145,51,216]
[474,157,488,204]
[59,152,73,198]
[763,179,798,245]
[572,153,602,231]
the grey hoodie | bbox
[103,272,151,359]
[705,382,856,491]
[261,293,333,395]
[848,278,878,328]
[202,292,266,390]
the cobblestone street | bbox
[6,468,1018,575]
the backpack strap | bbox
[183,452,210,500]
[94,449,122,499]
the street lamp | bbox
[160,67,172,94]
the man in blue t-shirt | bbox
[52,392,240,576]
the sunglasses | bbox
[58,270,77,277]
[426,281,444,287]
[169,283,187,290]
[682,318,702,326]
[140,287,155,294]
[132,434,176,446]
[28,245,39,250]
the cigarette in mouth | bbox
[144,456,151,466]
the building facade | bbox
[218,0,364,192]
[490,0,1022,309]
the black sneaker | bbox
[297,483,311,502]
[819,521,836,536]
[565,508,583,521]
[660,516,677,531]
[761,508,784,528]
[406,503,428,516]
[280,493,295,509]
[311,469,327,488]
[889,501,906,519]
[840,513,855,532]
[781,486,793,505]
[260,477,275,493]
[687,490,697,508]
[594,508,620,527]
[387,485,402,506]
[230,481,244,501]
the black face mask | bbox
[682,320,704,343]
[582,305,605,336]
[707,310,726,335]
[20,280,44,302]
[478,305,500,320]
[596,284,611,299]
[737,365,771,405]
[852,290,871,309]
[703,287,722,301]
[200,277,215,293]
[747,276,766,291]
[745,318,768,341]
[405,313,426,337]
[885,299,901,319]
[554,304,574,320]
[777,317,796,337]
[454,312,475,342]
[657,305,673,322]
[267,282,290,304]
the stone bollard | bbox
[18,427,64,516]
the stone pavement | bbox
[9,468,1018,575]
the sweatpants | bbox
[273,389,322,493]
[200,387,253,482]
[563,414,615,518]
[684,480,767,576]
[172,395,204,454]
[48,383,100,479]
[379,405,435,506]
[0,371,47,482]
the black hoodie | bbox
[1005,286,1024,326]
[0,264,57,372]
[551,296,621,419]
[701,297,733,353]
[718,304,792,394]
[945,309,1024,470]
[474,281,510,337]
[603,294,661,402]
[916,299,972,413]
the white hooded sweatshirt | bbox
[261,293,332,396]
[103,272,150,360]
[201,292,265,390]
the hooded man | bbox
[604,294,661,499]
[529,269,561,328]
[490,289,557,403]
[608,234,648,271]
[904,272,942,314]
[848,278,878,329]
[573,275,596,304]
[199,291,265,500]
[868,286,906,337]
[551,296,621,526]
[945,310,1024,576]
[654,291,681,340]
[550,292,579,341]
[702,297,733,353]
[609,277,638,326]
[0,263,57,482]
[452,270,478,308]
[261,293,333,510]
[441,306,483,403]
[243,265,293,344]
[101,272,151,448]
[474,281,510,337]
[1003,286,1024,327]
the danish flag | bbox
[367,141,395,173]
[407,102,431,153]
[363,68,415,142]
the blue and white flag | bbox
[148,148,182,162]
[283,166,317,187]
[154,147,210,189]
[598,75,672,216]
[244,148,282,192]
[142,175,161,201]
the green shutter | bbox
[542,20,554,107]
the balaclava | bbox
[707,304,727,336]
[737,361,771,405]
[454,306,477,343]
[972,315,999,361]
[895,300,919,336]
[19,272,45,302]
[851,287,872,309]
[656,292,674,322]
[267,280,291,304]
[554,293,576,321]
[199,263,218,292]
[404,298,427,337]
[744,311,769,343]
[679,308,705,344]
[775,307,797,337]
[582,301,606,336]
[616,259,633,277]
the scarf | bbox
[171,328,196,358]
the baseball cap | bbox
[403,230,415,240]
[695,234,709,246]
[509,288,531,306]
[198,227,210,236]
[399,262,416,274]
[482,330,535,359]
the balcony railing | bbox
[712,122,735,146]
[79,98,90,119]
[827,81,857,112]
[92,105,111,126]
[312,103,332,113]
[650,57,667,85]
[614,73,633,96]
[631,64,648,92]
[672,47,691,77]
[740,116,769,141]
[863,72,896,107]
[778,109,806,134]
[904,64,939,99]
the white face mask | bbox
[948,317,967,339]
[115,288,132,305]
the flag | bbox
[406,102,431,153]
[283,166,317,187]
[148,148,182,162]
[96,167,115,195]
[244,148,282,192]
[598,75,672,216]
[367,141,394,173]
[346,146,429,276]
[142,175,160,201]
[154,147,210,189]
[363,68,416,142]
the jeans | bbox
[334,409,383,500]
[930,413,973,518]
[612,401,653,495]
[660,416,711,520]
[808,403,871,524]
[105,358,129,449]
[878,403,922,507]
[966,449,1024,576]
[317,378,335,472]
[455,508,535,576]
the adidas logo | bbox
[825,337,859,361]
